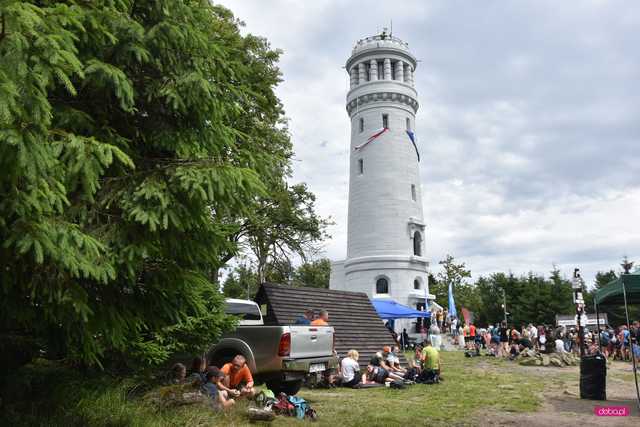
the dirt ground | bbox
[477,359,639,426]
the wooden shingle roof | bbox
[254,283,404,369]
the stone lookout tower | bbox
[330,31,431,332]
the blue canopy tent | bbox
[372,299,431,320]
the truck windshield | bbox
[224,302,261,321]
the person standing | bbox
[458,324,465,348]
[468,323,477,351]
[429,321,441,350]
[529,324,538,349]
[294,309,314,325]
[499,321,509,357]
[311,309,329,326]
[631,321,640,363]
[451,316,459,344]
[401,328,410,349]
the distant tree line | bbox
[429,255,637,327]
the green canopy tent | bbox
[593,272,640,409]
[593,273,640,306]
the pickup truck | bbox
[208,298,338,395]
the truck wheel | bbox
[266,379,302,395]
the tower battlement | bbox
[352,32,410,55]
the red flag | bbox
[354,127,387,151]
[461,307,471,325]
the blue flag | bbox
[448,281,457,318]
[406,130,420,162]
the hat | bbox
[205,367,224,380]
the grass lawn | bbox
[1,351,549,427]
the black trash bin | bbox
[580,354,606,400]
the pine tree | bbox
[0,1,291,368]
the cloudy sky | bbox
[220,0,640,286]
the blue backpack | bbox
[287,395,309,419]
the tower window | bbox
[411,184,416,201]
[382,114,389,129]
[358,158,364,175]
[377,62,384,79]
[359,117,364,133]
[413,231,422,257]
[414,279,420,290]
[376,277,389,294]
[406,117,411,131]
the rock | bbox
[247,407,276,422]
[550,358,563,367]
[541,354,550,366]
[519,358,538,366]
[534,359,542,366]
[561,353,579,366]
[151,385,206,407]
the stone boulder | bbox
[519,357,538,366]
[540,354,550,366]
[550,358,563,367]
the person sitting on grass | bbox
[420,338,441,383]
[187,356,207,385]
[508,342,520,360]
[170,363,186,384]
[383,346,406,374]
[362,363,392,385]
[340,349,361,388]
[370,351,405,381]
[202,367,235,410]
[220,355,255,399]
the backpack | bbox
[287,395,318,420]
[403,367,419,381]
[389,379,405,389]
[273,393,294,416]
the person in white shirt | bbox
[555,338,568,354]
[340,349,361,388]
[529,324,538,348]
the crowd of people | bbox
[294,308,444,389]
[433,317,640,363]
[338,341,442,388]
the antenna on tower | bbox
[390,20,393,36]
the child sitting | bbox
[170,363,186,384]
[201,367,235,410]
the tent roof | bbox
[372,299,431,319]
[594,273,640,306]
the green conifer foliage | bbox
[0,0,290,368]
